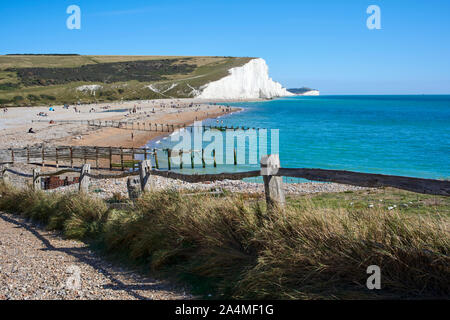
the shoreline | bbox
[142,106,245,149]
[0,98,243,149]
[64,105,240,149]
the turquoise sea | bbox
[146,95,450,180]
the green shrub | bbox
[12,95,24,102]
[0,82,20,91]
[39,94,56,101]
[27,94,40,101]
[62,193,108,239]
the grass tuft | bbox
[0,181,448,299]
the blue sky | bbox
[1,0,450,94]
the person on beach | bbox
[28,128,35,134]
[131,132,134,141]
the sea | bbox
[145,95,450,181]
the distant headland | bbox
[287,87,320,96]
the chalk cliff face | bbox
[197,58,293,100]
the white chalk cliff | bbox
[197,58,293,100]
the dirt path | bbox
[0,212,191,300]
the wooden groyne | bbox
[31,119,264,133]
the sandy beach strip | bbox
[0,98,239,149]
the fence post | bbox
[154,149,159,169]
[167,149,172,170]
[109,147,112,170]
[127,177,142,200]
[70,147,73,168]
[0,164,9,184]
[55,147,59,168]
[33,168,41,190]
[179,150,183,169]
[95,147,99,169]
[120,147,124,171]
[79,164,91,193]
[42,144,45,167]
[139,160,152,192]
[260,154,285,209]
[202,148,206,168]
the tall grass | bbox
[0,181,448,299]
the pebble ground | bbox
[0,212,191,300]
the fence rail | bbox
[1,155,449,206]
[0,145,235,171]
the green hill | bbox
[0,55,253,106]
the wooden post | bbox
[70,147,73,168]
[144,148,148,161]
[109,147,112,170]
[191,151,194,169]
[260,154,285,208]
[55,147,59,168]
[33,169,41,190]
[83,147,87,164]
[120,147,124,171]
[202,148,206,168]
[139,160,152,192]
[27,147,30,164]
[79,164,91,193]
[179,150,183,169]
[95,147,99,169]
[213,149,217,168]
[154,149,159,169]
[234,148,237,166]
[127,177,141,200]
[167,149,172,170]
[11,149,14,163]
[42,145,45,167]
[0,164,9,184]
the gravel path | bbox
[0,212,191,300]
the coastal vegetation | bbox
[0,182,448,299]
[8,59,197,86]
[0,55,253,106]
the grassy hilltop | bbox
[0,55,253,106]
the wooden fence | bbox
[1,155,449,209]
[0,145,238,171]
